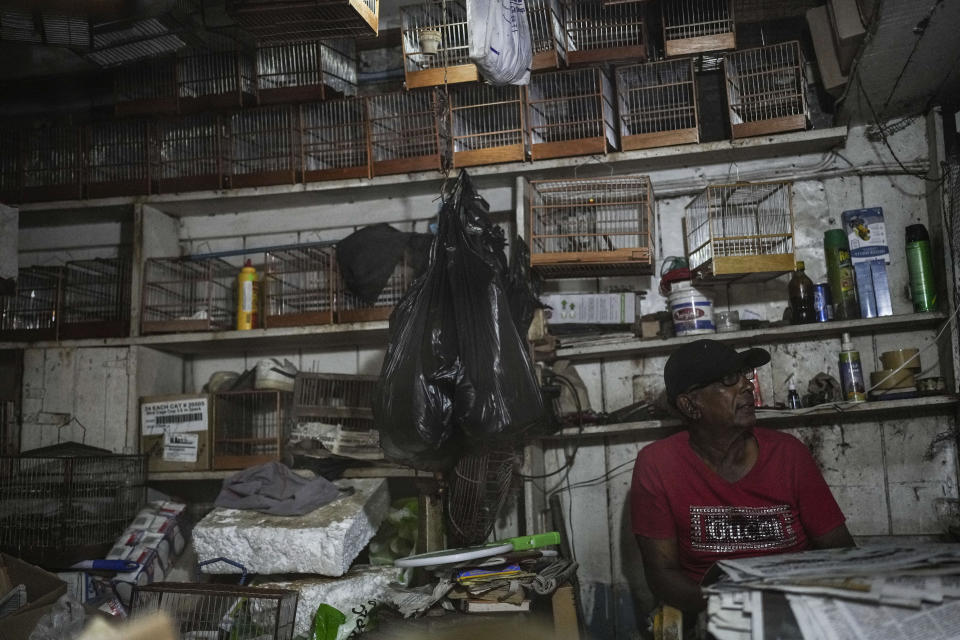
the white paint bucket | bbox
[668,280,715,335]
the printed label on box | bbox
[163,432,198,463]
[841,207,890,264]
[141,397,208,435]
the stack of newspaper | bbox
[705,544,960,639]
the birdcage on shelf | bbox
[0,266,62,341]
[256,39,357,104]
[141,257,236,334]
[300,98,370,182]
[562,0,647,65]
[213,390,292,469]
[662,0,735,57]
[114,57,179,116]
[263,246,336,327]
[527,66,617,161]
[723,41,807,139]
[21,124,83,203]
[226,0,379,41]
[154,113,228,193]
[85,119,151,198]
[336,252,414,323]
[60,256,132,339]
[0,129,20,204]
[367,90,442,176]
[290,372,381,459]
[177,50,257,113]
[528,175,655,278]
[684,181,796,281]
[401,1,478,89]
[616,58,699,151]
[528,0,567,70]
[449,83,526,168]
[228,105,299,188]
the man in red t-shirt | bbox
[631,339,854,612]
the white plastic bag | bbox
[467,0,532,85]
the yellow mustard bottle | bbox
[237,259,258,330]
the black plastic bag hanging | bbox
[504,236,544,339]
[336,223,432,305]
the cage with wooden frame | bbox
[684,180,796,281]
[300,97,371,182]
[528,175,655,278]
[722,40,807,140]
[114,56,179,116]
[662,0,736,58]
[335,250,414,323]
[225,0,379,41]
[290,372,381,460]
[562,0,648,65]
[85,119,152,198]
[153,113,228,193]
[526,66,617,161]
[256,39,358,105]
[177,49,257,113]
[140,257,236,334]
[60,255,132,339]
[21,124,83,203]
[400,0,478,89]
[0,129,21,204]
[616,58,699,151]
[228,104,299,188]
[262,245,336,327]
[366,89,443,176]
[528,0,567,71]
[449,82,526,168]
[212,389,293,469]
[0,266,62,341]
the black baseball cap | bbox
[664,339,770,404]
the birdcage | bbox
[336,252,414,323]
[213,390,292,469]
[141,257,236,334]
[300,98,370,182]
[723,41,807,139]
[528,175,655,277]
[446,447,515,547]
[528,0,567,70]
[21,124,83,203]
[256,39,357,104]
[60,256,132,339]
[0,129,20,204]
[0,266,62,341]
[0,443,147,567]
[684,181,796,280]
[367,90,442,176]
[291,372,381,459]
[228,105,299,188]
[226,0,379,41]
[262,246,336,327]
[85,119,151,198]
[562,0,647,65]
[114,56,179,116]
[526,66,617,160]
[662,0,735,57]
[401,1,478,89]
[449,83,526,168]
[616,58,699,151]
[177,50,257,113]
[132,582,298,640]
[154,113,228,193]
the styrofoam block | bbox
[192,478,389,576]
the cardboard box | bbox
[841,207,889,264]
[540,293,637,325]
[0,553,69,640]
[828,0,866,74]
[139,394,210,472]
[807,5,848,97]
[854,259,893,318]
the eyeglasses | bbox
[684,369,754,394]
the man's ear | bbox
[676,393,700,421]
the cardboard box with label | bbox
[540,293,637,326]
[140,394,211,472]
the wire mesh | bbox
[177,50,256,111]
[114,56,179,115]
[21,124,83,202]
[662,0,735,56]
[336,253,414,322]
[256,39,357,104]
[528,0,567,70]
[0,129,20,203]
[213,390,292,469]
[0,266,62,340]
[527,66,616,160]
[60,256,132,338]
[367,90,441,175]
[293,373,378,420]
[616,58,699,150]
[154,113,227,193]
[86,16,189,67]
[449,83,525,167]
[563,0,647,64]
[225,0,379,41]
[723,41,807,139]
[229,105,299,188]
[300,98,370,181]
[263,246,336,327]
[401,1,477,88]
[86,120,151,198]
[446,448,515,547]
[141,257,235,333]
[132,582,298,640]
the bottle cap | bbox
[795,260,805,270]
[788,380,797,391]
[244,259,252,267]
[841,332,853,351]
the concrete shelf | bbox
[148,463,433,482]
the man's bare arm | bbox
[636,535,707,613]
[810,523,855,549]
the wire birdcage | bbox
[300,98,370,182]
[401,1,478,89]
[132,582,298,640]
[446,448,515,547]
[177,50,256,112]
[529,175,655,277]
[85,119,151,198]
[0,266,62,341]
[154,113,228,193]
[449,83,526,168]
[616,58,699,151]
[114,56,179,116]
[684,180,796,280]
[213,390,292,469]
[0,128,20,204]
[526,66,617,160]
[226,0,379,41]
[336,252,414,323]
[528,0,567,70]
[367,90,442,176]
[723,41,807,139]
[60,256,132,339]
[0,443,147,567]
[229,105,299,188]
[256,39,357,105]
[141,257,236,334]
[21,124,83,203]
[263,246,336,327]
[562,0,647,65]
[662,0,735,57]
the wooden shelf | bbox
[148,463,432,482]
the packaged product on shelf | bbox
[107,501,188,605]
[540,292,637,326]
[841,207,890,263]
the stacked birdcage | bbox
[367,90,442,176]
[401,1,478,88]
[228,105,299,188]
[212,390,293,469]
[723,41,807,139]
[0,267,62,341]
[662,0,735,57]
[85,119,151,198]
[60,256,132,339]
[449,83,526,167]
[262,246,336,327]
[528,175,655,277]
[114,56,179,116]
[336,251,414,323]
[0,129,20,204]
[290,372,381,460]
[300,98,370,182]
[526,67,617,160]
[528,0,567,70]
[177,50,257,112]
[684,181,796,280]
[226,0,379,41]
[154,113,228,193]
[141,257,235,334]
[21,124,83,202]
[616,58,699,151]
[562,0,647,65]
[256,39,357,104]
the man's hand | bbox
[636,535,707,613]
[810,523,855,549]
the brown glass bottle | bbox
[788,261,816,324]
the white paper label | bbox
[141,398,208,435]
[163,432,199,463]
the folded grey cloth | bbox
[215,462,342,516]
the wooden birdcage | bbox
[153,113,228,193]
[212,389,292,469]
[723,41,807,139]
[114,56,179,116]
[367,89,442,176]
[662,0,735,57]
[616,58,699,151]
[263,245,336,327]
[526,66,617,160]
[528,0,567,70]
[336,252,414,323]
[401,0,478,89]
[684,181,796,281]
[228,105,299,188]
[0,266,62,341]
[177,50,257,112]
[85,119,151,198]
[300,98,370,182]
[60,256,132,339]
[528,175,655,277]
[226,0,379,41]
[140,257,235,334]
[21,124,83,203]
[256,39,357,104]
[449,83,526,168]
[0,129,21,204]
[562,0,647,65]
[291,372,381,459]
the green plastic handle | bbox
[496,532,561,550]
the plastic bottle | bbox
[823,229,860,320]
[236,259,258,330]
[905,223,937,312]
[788,260,816,324]
[838,332,866,402]
[787,381,802,409]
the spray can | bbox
[237,259,258,330]
[838,332,866,402]
[823,229,860,320]
[905,223,937,312]
[787,380,802,409]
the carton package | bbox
[140,394,210,472]
[854,260,893,318]
[841,207,889,264]
[107,502,187,605]
[540,293,637,326]
[0,553,68,640]
[807,5,848,97]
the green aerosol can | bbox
[905,223,937,312]
[824,229,859,320]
